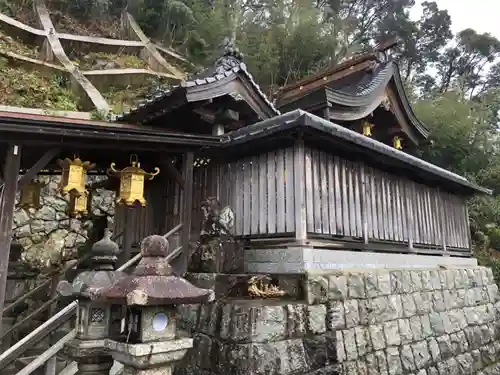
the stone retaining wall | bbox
[176,266,500,375]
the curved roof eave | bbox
[114,61,279,124]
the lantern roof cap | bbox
[99,235,212,306]
[57,229,126,300]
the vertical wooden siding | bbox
[218,146,470,250]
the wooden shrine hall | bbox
[0,42,492,316]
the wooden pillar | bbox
[118,207,134,267]
[177,152,194,275]
[0,144,21,336]
[293,139,307,245]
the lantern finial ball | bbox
[141,235,169,258]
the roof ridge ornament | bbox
[213,37,244,74]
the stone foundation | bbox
[175,266,500,375]
[244,248,477,273]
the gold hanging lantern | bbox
[108,155,160,207]
[362,121,374,137]
[19,180,45,209]
[69,190,89,217]
[57,157,95,196]
[393,136,403,150]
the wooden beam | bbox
[160,158,185,189]
[117,207,134,267]
[0,144,21,337]
[17,148,59,190]
[172,152,194,275]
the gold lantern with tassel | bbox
[393,136,403,150]
[362,121,374,137]
[19,179,45,209]
[57,157,95,196]
[108,155,160,207]
[69,190,89,217]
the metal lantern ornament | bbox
[108,155,160,207]
[362,121,374,137]
[19,179,45,209]
[57,157,95,196]
[393,136,403,150]
[69,190,89,217]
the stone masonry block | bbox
[421,270,432,291]
[421,314,433,339]
[413,292,431,315]
[402,271,413,294]
[437,335,453,360]
[307,275,328,304]
[410,315,423,341]
[337,330,346,362]
[401,344,417,372]
[474,269,484,287]
[286,304,307,338]
[375,350,389,375]
[388,295,403,320]
[328,274,347,300]
[307,305,327,335]
[456,353,474,374]
[390,271,403,294]
[431,291,446,313]
[386,347,403,375]
[402,294,417,317]
[398,318,414,344]
[410,271,423,292]
[442,290,457,310]
[429,312,445,336]
[488,284,499,303]
[344,300,360,328]
[365,272,379,298]
[378,272,392,296]
[384,320,401,347]
[348,273,366,299]
[429,270,441,290]
[370,324,387,351]
[343,328,358,361]
[326,301,345,330]
[355,326,371,357]
[412,340,431,370]
[428,337,441,363]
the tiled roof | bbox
[114,48,279,122]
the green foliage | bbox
[0,57,78,110]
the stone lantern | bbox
[57,229,126,375]
[99,235,213,375]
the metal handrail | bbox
[0,224,183,372]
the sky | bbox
[411,0,500,38]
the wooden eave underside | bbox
[0,111,221,152]
[277,63,429,144]
[118,72,278,125]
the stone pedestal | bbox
[106,338,193,375]
[64,339,113,375]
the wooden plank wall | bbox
[300,147,470,250]
[224,147,297,236]
[213,145,470,251]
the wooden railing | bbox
[0,224,184,375]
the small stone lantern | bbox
[99,235,213,375]
[57,229,126,375]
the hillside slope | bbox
[0,0,193,118]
